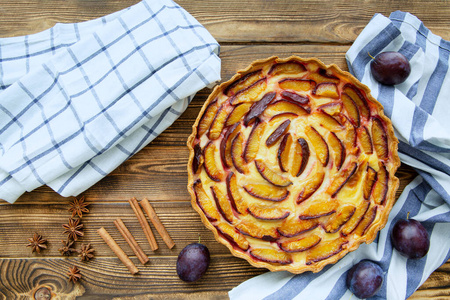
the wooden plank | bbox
[0,257,448,298]
[0,202,234,257]
[0,256,265,298]
[1,1,450,43]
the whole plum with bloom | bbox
[370,52,411,85]
[346,260,384,299]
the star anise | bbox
[27,233,48,253]
[68,196,90,218]
[59,239,76,256]
[67,265,82,283]
[62,218,84,241]
[78,243,95,261]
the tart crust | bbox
[187,56,400,273]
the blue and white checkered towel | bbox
[0,0,220,203]
[230,11,450,300]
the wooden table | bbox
[1,1,449,299]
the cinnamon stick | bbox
[140,198,175,249]
[128,197,158,251]
[114,218,149,265]
[97,227,139,275]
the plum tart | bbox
[187,56,400,273]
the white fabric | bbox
[0,0,221,203]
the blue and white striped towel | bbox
[0,0,221,203]
[230,11,450,300]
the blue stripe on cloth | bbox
[350,21,401,79]
[142,1,191,73]
[24,35,30,73]
[398,141,450,176]
[6,41,215,178]
[0,76,59,135]
[68,24,207,99]
[17,81,73,170]
[417,171,450,203]
[58,4,177,75]
[419,41,449,114]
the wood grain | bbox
[0,0,448,298]
[1,0,450,42]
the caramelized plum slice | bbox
[225,103,252,126]
[204,141,224,182]
[305,126,329,166]
[296,164,325,203]
[324,204,356,233]
[192,143,203,174]
[231,133,247,174]
[211,185,234,224]
[220,123,241,169]
[244,183,289,202]
[327,162,358,197]
[279,78,316,92]
[278,219,319,238]
[230,77,267,105]
[363,166,377,200]
[318,102,342,116]
[244,120,266,163]
[342,93,360,127]
[313,82,339,98]
[372,116,388,161]
[264,100,309,118]
[341,200,370,236]
[306,237,348,265]
[309,69,340,84]
[250,248,293,265]
[224,70,264,96]
[299,199,338,220]
[343,84,370,120]
[343,120,357,150]
[255,159,292,187]
[216,223,249,251]
[281,90,309,105]
[354,205,377,236]
[226,172,247,215]
[244,92,276,126]
[357,126,373,154]
[247,205,290,220]
[209,104,231,140]
[269,61,307,76]
[314,110,343,131]
[291,138,309,177]
[372,164,388,205]
[193,180,221,222]
[279,234,321,253]
[328,132,345,170]
[197,100,218,137]
[236,220,278,241]
[278,133,292,173]
[266,120,291,147]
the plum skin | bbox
[370,51,411,85]
[391,219,430,259]
[346,260,384,299]
[176,243,210,282]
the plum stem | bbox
[368,52,376,60]
[198,234,201,244]
[406,211,410,220]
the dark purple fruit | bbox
[346,260,384,299]
[391,218,430,259]
[177,243,210,282]
[370,52,411,85]
[244,92,276,126]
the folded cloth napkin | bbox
[0,0,221,203]
[230,11,450,300]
